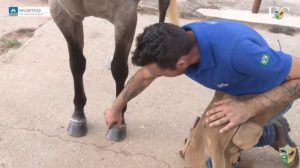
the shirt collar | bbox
[183,23,215,73]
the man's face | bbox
[145,62,188,78]
[159,67,187,77]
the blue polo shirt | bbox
[183,20,292,96]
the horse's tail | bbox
[167,0,180,25]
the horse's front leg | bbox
[50,1,87,137]
[106,4,138,141]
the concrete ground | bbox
[186,0,300,16]
[0,2,300,168]
[141,0,300,16]
[196,8,300,29]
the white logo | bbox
[206,21,218,24]
[10,7,50,17]
[217,83,229,88]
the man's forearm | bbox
[111,69,156,111]
[248,79,300,117]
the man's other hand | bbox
[205,98,254,133]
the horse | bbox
[49,0,178,139]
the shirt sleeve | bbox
[231,36,292,84]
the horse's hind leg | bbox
[50,2,87,137]
[159,0,170,22]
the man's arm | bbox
[105,67,157,128]
[247,56,300,117]
[249,59,300,116]
[206,56,300,133]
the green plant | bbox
[0,39,21,48]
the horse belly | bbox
[82,0,140,21]
[57,0,139,21]
[56,0,89,19]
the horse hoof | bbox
[67,118,87,137]
[106,123,126,142]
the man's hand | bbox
[206,98,254,133]
[104,67,157,129]
[104,107,123,129]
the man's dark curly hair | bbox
[132,23,193,69]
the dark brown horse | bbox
[49,0,178,139]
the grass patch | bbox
[0,39,21,48]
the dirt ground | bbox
[0,1,300,168]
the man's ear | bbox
[176,57,189,69]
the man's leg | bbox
[256,102,293,147]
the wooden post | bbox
[252,0,262,13]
